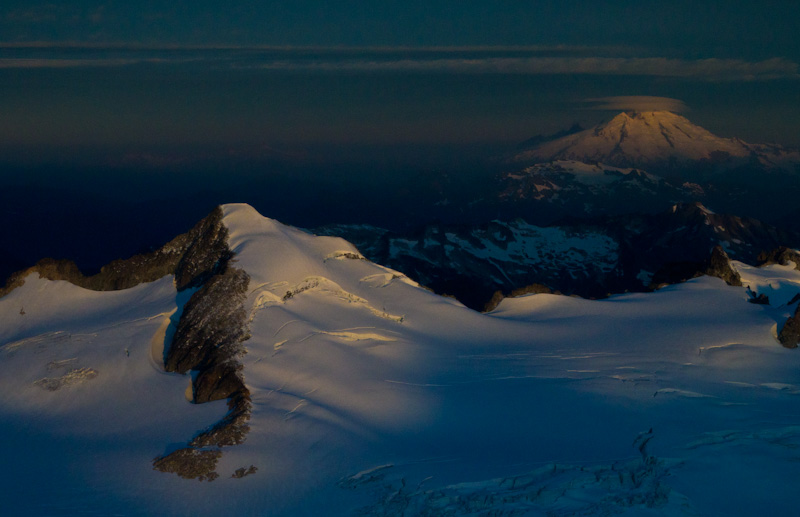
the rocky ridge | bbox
[0,206,255,481]
[318,203,796,310]
[0,206,228,297]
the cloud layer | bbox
[582,96,688,113]
[0,46,796,81]
[249,56,799,81]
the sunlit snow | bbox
[1,203,799,515]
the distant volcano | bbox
[513,111,800,173]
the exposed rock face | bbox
[509,283,554,297]
[152,448,222,482]
[153,209,254,481]
[758,246,800,270]
[0,206,228,298]
[319,203,796,310]
[483,291,505,313]
[498,160,684,221]
[190,389,252,448]
[193,362,246,404]
[650,246,741,290]
[232,466,258,479]
[174,208,233,291]
[779,305,800,349]
[705,246,742,287]
[483,283,554,313]
[0,204,257,480]
[648,261,706,289]
[748,293,770,305]
[165,267,250,374]
[632,203,791,269]
[319,219,620,310]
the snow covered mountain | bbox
[318,218,621,307]
[317,203,798,309]
[497,159,695,220]
[512,111,800,175]
[3,203,800,516]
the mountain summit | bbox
[513,111,799,172]
[4,203,800,514]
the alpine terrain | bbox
[309,112,800,309]
[511,111,800,175]
[3,204,800,516]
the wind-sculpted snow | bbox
[3,204,800,515]
[34,366,98,391]
[343,455,682,516]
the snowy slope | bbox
[318,217,623,307]
[504,160,661,192]
[317,203,796,308]
[2,203,800,515]
[498,159,687,215]
[513,111,800,172]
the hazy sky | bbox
[2,1,798,58]
[1,1,799,164]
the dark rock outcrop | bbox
[483,283,554,313]
[483,291,505,313]
[152,448,222,482]
[174,208,233,291]
[232,466,258,479]
[193,362,246,404]
[748,293,770,305]
[648,261,706,289]
[190,389,252,448]
[0,206,228,298]
[165,267,250,374]
[153,210,254,481]
[705,246,742,287]
[509,283,554,298]
[757,246,800,270]
[0,205,257,479]
[318,203,798,311]
[779,305,800,349]
[650,246,741,289]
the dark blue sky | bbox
[1,1,799,163]
[2,1,798,59]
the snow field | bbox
[1,203,799,515]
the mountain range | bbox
[317,201,797,310]
[3,110,800,515]
[3,204,800,515]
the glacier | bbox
[1,203,800,516]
